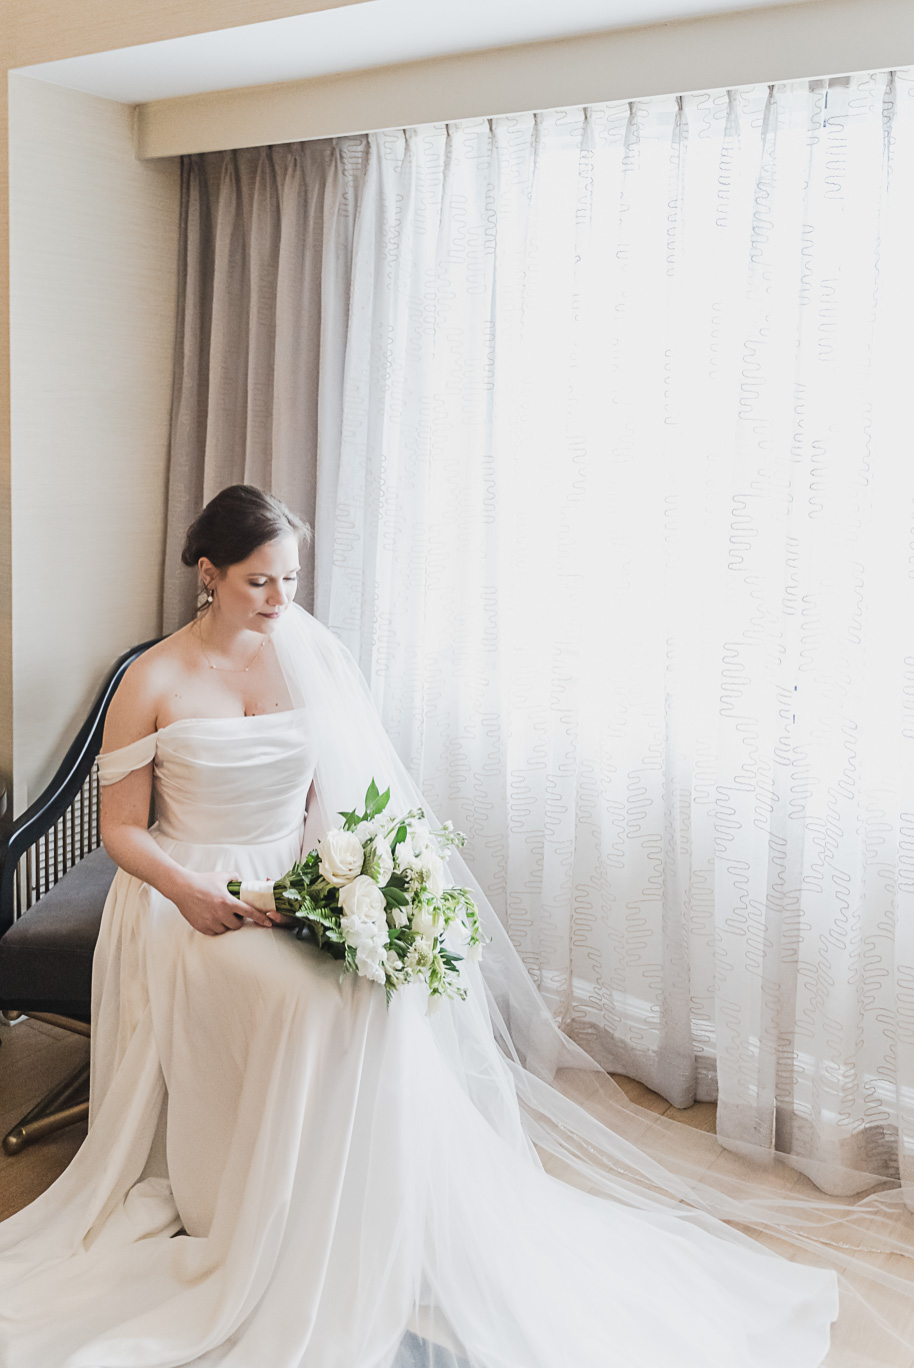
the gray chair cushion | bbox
[0,845,116,1019]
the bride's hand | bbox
[174,871,274,935]
[265,908,298,930]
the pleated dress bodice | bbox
[150,709,314,846]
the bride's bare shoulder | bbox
[102,628,196,752]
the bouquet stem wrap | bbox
[235,881,277,913]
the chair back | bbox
[0,640,160,937]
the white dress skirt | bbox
[0,710,839,1368]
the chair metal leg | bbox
[14,1010,91,1038]
[3,1059,90,1155]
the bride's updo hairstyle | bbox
[181,485,311,611]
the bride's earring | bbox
[203,584,214,604]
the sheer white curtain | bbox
[167,70,914,1193]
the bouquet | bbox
[228,781,484,1007]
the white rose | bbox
[339,874,388,924]
[354,819,381,844]
[362,836,394,886]
[422,852,446,898]
[318,830,364,887]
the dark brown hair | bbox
[181,485,311,573]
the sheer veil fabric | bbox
[275,607,914,1367]
[0,604,908,1365]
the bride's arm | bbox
[101,770,271,936]
[98,658,273,937]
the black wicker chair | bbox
[0,639,159,1153]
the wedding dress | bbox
[0,604,906,1368]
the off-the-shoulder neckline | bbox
[99,706,308,757]
[156,706,307,733]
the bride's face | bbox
[202,534,300,634]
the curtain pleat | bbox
[163,156,213,631]
[163,140,365,624]
[163,72,914,1196]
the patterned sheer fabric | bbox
[165,72,914,1200]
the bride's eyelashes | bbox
[248,573,299,588]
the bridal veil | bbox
[276,603,914,1367]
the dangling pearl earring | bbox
[204,585,214,604]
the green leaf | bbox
[390,822,408,851]
[365,779,380,811]
[308,909,341,930]
[384,887,409,908]
[366,786,390,819]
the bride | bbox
[0,485,862,1366]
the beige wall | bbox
[0,0,360,815]
[8,75,179,809]
[139,0,914,159]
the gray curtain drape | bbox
[163,139,368,629]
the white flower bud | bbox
[422,852,446,897]
[411,907,438,938]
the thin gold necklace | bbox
[193,622,269,673]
